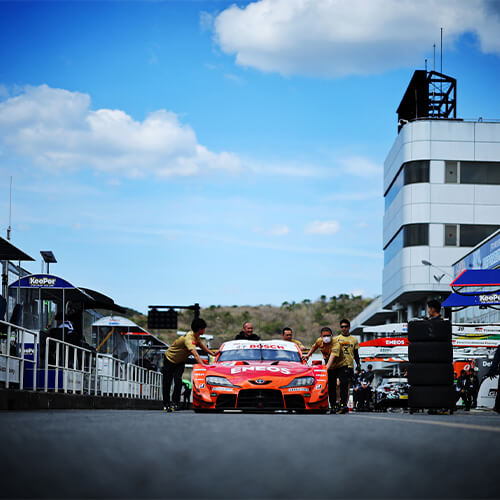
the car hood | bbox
[204,361,318,383]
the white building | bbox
[352,70,500,334]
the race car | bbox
[192,340,328,412]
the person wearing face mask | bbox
[304,327,340,412]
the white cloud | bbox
[0,84,241,178]
[269,224,289,236]
[214,0,500,77]
[341,156,382,177]
[253,224,290,236]
[304,220,340,235]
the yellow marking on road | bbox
[352,415,500,433]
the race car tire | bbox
[408,342,453,363]
[407,363,454,386]
[408,385,456,409]
[408,319,452,342]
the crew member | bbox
[427,299,442,319]
[468,367,480,408]
[234,322,260,340]
[326,319,361,414]
[281,327,305,350]
[456,369,472,410]
[359,364,374,411]
[163,318,215,412]
[304,327,339,411]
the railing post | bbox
[45,337,49,392]
[64,344,69,394]
[55,342,60,392]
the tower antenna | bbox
[440,27,443,73]
[7,176,12,241]
[433,44,436,71]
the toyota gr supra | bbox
[192,340,329,412]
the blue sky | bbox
[1,0,500,313]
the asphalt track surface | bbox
[1,410,499,499]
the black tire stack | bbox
[407,319,455,413]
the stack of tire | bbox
[408,319,455,413]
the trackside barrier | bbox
[0,319,38,391]
[45,337,94,395]
[0,322,162,401]
[96,353,127,397]
[127,364,162,399]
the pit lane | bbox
[1,410,497,498]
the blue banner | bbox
[454,231,500,276]
[9,274,75,289]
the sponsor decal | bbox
[199,383,205,389]
[288,387,309,392]
[29,276,56,287]
[214,387,234,392]
[315,384,322,390]
[230,366,291,375]
[479,294,500,303]
[385,339,406,345]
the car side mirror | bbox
[312,360,323,366]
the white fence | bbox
[1,320,162,400]
[0,319,38,391]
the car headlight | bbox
[206,376,238,387]
[281,376,315,388]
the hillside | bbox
[126,294,373,348]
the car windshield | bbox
[218,348,301,363]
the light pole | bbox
[421,259,453,282]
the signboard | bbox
[9,274,75,289]
[454,231,500,276]
[0,357,20,383]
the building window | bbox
[384,229,404,265]
[444,161,500,185]
[384,223,429,264]
[444,224,457,246]
[384,160,430,209]
[404,223,429,247]
[404,160,429,185]
[461,162,500,185]
[445,161,458,183]
[460,224,500,247]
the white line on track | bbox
[351,415,500,433]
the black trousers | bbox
[162,360,185,405]
[330,366,351,406]
[359,387,372,409]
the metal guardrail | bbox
[1,320,162,400]
[0,319,38,391]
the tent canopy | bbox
[443,292,500,307]
[8,274,93,302]
[0,237,35,261]
[452,269,500,288]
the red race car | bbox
[192,340,328,412]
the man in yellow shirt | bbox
[304,327,340,411]
[326,319,361,414]
[163,318,216,412]
[281,327,305,351]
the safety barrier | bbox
[45,337,94,395]
[1,320,162,400]
[0,319,38,391]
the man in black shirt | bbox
[234,322,260,340]
[359,364,375,411]
[427,299,442,319]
